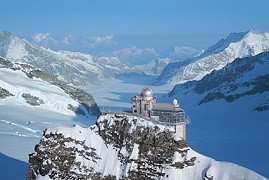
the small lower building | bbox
[131,88,188,140]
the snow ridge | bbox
[169,51,269,109]
[157,29,269,85]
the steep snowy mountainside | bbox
[169,51,269,111]
[0,31,136,87]
[165,51,269,177]
[0,56,100,116]
[27,113,266,179]
[157,29,269,85]
[0,56,99,167]
[201,31,246,57]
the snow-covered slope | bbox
[135,58,170,76]
[0,56,100,116]
[169,51,269,110]
[0,31,136,87]
[165,51,269,178]
[0,68,80,115]
[157,29,269,84]
[27,113,266,179]
[0,56,100,167]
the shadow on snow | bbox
[0,153,29,180]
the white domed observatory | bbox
[131,88,156,117]
[131,87,188,140]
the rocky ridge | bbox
[27,113,266,180]
[27,113,193,179]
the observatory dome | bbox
[141,88,154,99]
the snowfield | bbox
[0,68,80,115]
[0,68,96,179]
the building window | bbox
[150,110,185,124]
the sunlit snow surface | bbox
[158,30,269,85]
[0,68,96,179]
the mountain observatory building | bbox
[131,88,188,140]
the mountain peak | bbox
[246,29,264,35]
[201,31,246,56]
[157,29,269,85]
[201,29,267,58]
[0,32,138,87]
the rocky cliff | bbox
[27,113,266,180]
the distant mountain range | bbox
[0,31,137,87]
[100,45,199,65]
[2,29,269,87]
[157,30,269,84]
[0,31,200,87]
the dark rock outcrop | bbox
[22,93,45,106]
[27,114,195,179]
[0,87,14,99]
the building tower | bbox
[131,88,189,140]
[131,88,156,117]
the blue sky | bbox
[1,0,269,53]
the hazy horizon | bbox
[1,0,269,54]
